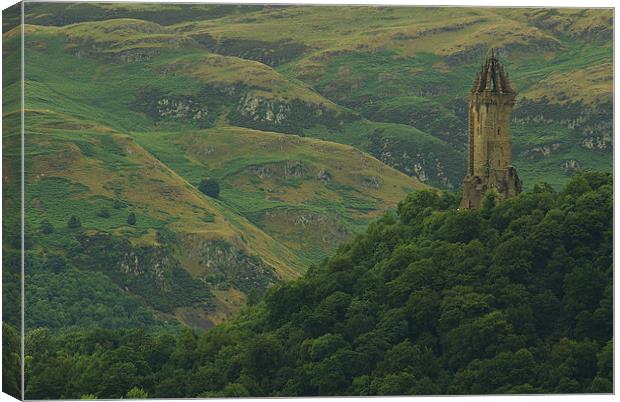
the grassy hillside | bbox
[4,14,425,330]
[5,5,612,332]
[19,6,613,190]
[132,126,425,262]
[168,6,611,188]
[20,109,307,327]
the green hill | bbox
[15,5,613,191]
[1,4,612,384]
[3,3,613,398]
[4,9,428,330]
[21,172,613,398]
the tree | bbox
[47,254,67,273]
[67,215,81,229]
[40,220,54,234]
[198,179,220,198]
[126,387,149,399]
[127,212,136,226]
[481,191,498,216]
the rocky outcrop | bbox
[367,130,462,189]
[131,86,223,128]
[247,160,307,180]
[261,208,351,254]
[230,94,357,135]
[65,35,196,64]
[358,174,384,190]
[514,99,612,152]
[179,234,278,295]
[316,169,332,184]
[582,134,612,150]
[156,98,209,121]
[72,232,213,313]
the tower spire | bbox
[470,48,515,95]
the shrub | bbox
[198,179,220,198]
[67,216,81,229]
[127,212,137,225]
[40,220,54,234]
[97,208,111,218]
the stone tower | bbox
[460,50,522,209]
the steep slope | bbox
[8,19,425,329]
[21,109,304,328]
[19,14,464,189]
[132,126,426,262]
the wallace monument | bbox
[460,50,522,209]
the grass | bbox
[22,110,308,282]
[131,125,424,262]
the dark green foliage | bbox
[3,322,21,399]
[23,173,613,398]
[198,36,307,67]
[67,215,81,229]
[68,233,213,313]
[40,219,54,234]
[25,266,160,330]
[127,212,137,225]
[198,179,220,199]
[126,387,149,399]
[2,251,21,327]
[97,208,111,218]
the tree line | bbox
[17,171,613,398]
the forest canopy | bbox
[20,171,613,398]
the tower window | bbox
[497,128,500,136]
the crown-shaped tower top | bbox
[470,49,515,94]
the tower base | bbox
[459,166,522,209]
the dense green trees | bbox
[22,172,613,398]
